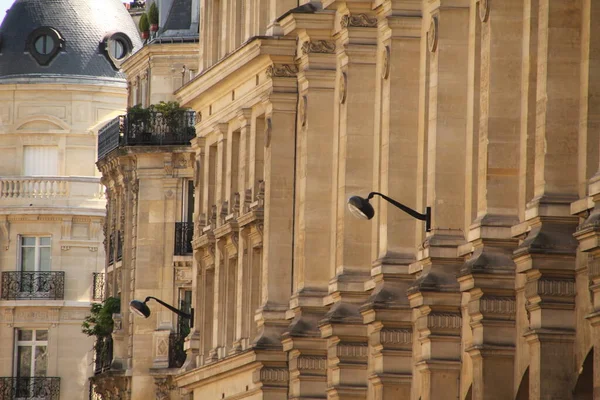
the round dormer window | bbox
[101,32,133,69]
[26,27,64,65]
[34,34,55,55]
[109,38,127,60]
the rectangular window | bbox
[20,237,51,272]
[23,146,58,176]
[183,180,194,222]
[15,329,48,397]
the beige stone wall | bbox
[0,81,124,399]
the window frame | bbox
[18,236,52,273]
[25,27,64,66]
[13,328,49,378]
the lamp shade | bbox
[347,196,374,220]
[129,299,151,318]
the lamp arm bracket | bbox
[144,296,193,320]
[367,192,425,220]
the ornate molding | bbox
[479,0,490,22]
[527,278,575,298]
[340,13,378,28]
[260,368,289,383]
[380,329,412,344]
[478,296,516,315]
[299,95,308,127]
[382,46,391,80]
[339,72,347,104]
[265,64,298,78]
[428,16,438,53]
[427,313,461,329]
[297,356,327,370]
[337,343,368,357]
[154,377,176,400]
[301,40,336,55]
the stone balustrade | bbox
[0,176,105,209]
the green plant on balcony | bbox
[82,297,120,370]
[149,101,191,134]
[127,103,152,138]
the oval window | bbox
[110,39,126,60]
[34,34,55,55]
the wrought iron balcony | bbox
[117,231,123,262]
[1,271,65,300]
[94,338,113,375]
[92,273,105,301]
[97,110,196,160]
[0,377,61,400]
[169,333,187,368]
[174,222,194,255]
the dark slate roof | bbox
[163,0,192,31]
[0,0,143,81]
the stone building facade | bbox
[93,1,199,398]
[0,0,141,399]
[166,0,600,399]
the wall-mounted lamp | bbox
[129,296,194,328]
[347,192,431,232]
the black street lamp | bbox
[129,296,194,328]
[347,192,431,232]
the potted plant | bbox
[148,2,159,32]
[139,13,150,39]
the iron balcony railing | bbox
[169,332,187,368]
[0,377,61,400]
[174,222,194,255]
[1,271,65,300]
[117,231,123,262]
[92,273,105,301]
[94,338,113,375]
[97,110,196,160]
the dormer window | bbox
[26,27,64,65]
[101,32,133,69]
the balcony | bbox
[0,377,61,400]
[174,222,194,255]
[97,110,196,160]
[92,273,105,301]
[169,332,187,368]
[94,338,113,375]
[1,271,65,300]
[0,176,105,209]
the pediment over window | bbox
[15,116,70,133]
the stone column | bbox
[361,3,422,399]
[409,1,470,398]
[253,89,297,350]
[319,5,379,399]
[279,17,336,397]
[512,1,582,399]
[458,0,523,398]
